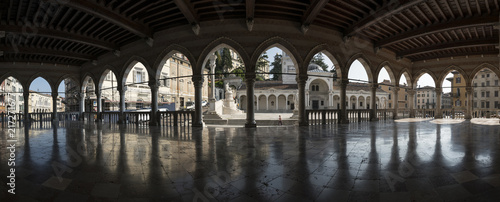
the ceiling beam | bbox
[376,14,499,48]
[398,38,498,58]
[301,0,329,34]
[0,45,96,61]
[246,0,255,31]
[345,0,426,37]
[1,25,117,51]
[49,0,152,39]
[173,0,200,35]
[411,50,499,61]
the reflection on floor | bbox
[1,119,500,201]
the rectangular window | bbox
[486,102,490,108]
[474,102,477,108]
[496,80,499,86]
[474,92,477,98]
[474,82,477,87]
[487,74,490,77]
[482,82,485,87]
[486,91,490,97]
[487,81,490,86]
[389,94,391,100]
[495,101,499,108]
[482,74,485,78]
[456,77,461,83]
[482,92,485,97]
[481,102,485,108]
[360,102,363,107]
[495,91,499,97]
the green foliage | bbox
[230,67,245,80]
[215,80,224,89]
[311,53,329,71]
[270,53,282,81]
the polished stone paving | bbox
[1,119,500,201]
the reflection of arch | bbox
[437,65,468,87]
[304,45,344,78]
[252,36,303,74]
[346,54,373,83]
[154,44,197,77]
[414,69,437,88]
[375,61,396,85]
[198,37,250,74]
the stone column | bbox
[370,84,378,121]
[245,74,256,128]
[79,92,85,120]
[297,75,308,126]
[208,55,217,114]
[266,95,268,110]
[149,81,159,126]
[96,89,102,122]
[276,96,278,111]
[465,87,473,119]
[407,89,415,118]
[23,91,29,124]
[118,86,126,123]
[52,92,58,122]
[392,87,399,119]
[340,80,349,123]
[192,75,204,127]
[435,87,443,118]
[285,96,289,110]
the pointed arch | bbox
[81,72,97,92]
[413,69,437,88]
[470,63,500,86]
[396,68,412,88]
[0,72,26,91]
[197,37,250,75]
[346,53,373,83]
[437,65,468,87]
[251,36,303,74]
[28,73,54,94]
[98,67,119,90]
[375,61,396,86]
[55,74,79,90]
[121,56,154,87]
[154,44,197,78]
[304,44,344,79]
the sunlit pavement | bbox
[1,119,500,201]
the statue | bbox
[224,83,232,94]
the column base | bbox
[245,121,257,128]
[435,115,443,119]
[192,122,205,127]
[370,118,379,122]
[340,118,349,124]
[298,121,309,126]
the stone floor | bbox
[1,119,500,201]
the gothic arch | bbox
[154,44,197,78]
[469,63,500,86]
[437,65,468,87]
[375,61,396,86]
[413,69,437,88]
[197,37,250,75]
[345,53,373,83]
[121,56,154,87]
[304,44,344,78]
[251,36,303,75]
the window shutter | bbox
[142,71,146,83]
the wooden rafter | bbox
[399,38,498,58]
[0,45,96,61]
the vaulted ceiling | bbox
[0,0,498,66]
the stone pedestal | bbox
[222,91,242,114]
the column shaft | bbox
[435,88,443,118]
[392,87,399,119]
[298,75,308,126]
[370,84,378,121]
[192,76,204,127]
[340,80,348,123]
[408,89,415,118]
[23,91,29,124]
[465,87,473,119]
[245,74,256,127]
[52,92,58,122]
[149,81,159,126]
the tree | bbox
[269,53,282,81]
[256,52,269,81]
[230,67,245,80]
[214,51,223,79]
[311,53,329,71]
[330,66,338,81]
[221,48,233,77]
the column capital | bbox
[392,86,400,92]
[435,87,442,94]
[295,74,308,84]
[117,85,127,92]
[245,73,256,81]
[340,79,349,87]
[51,92,58,98]
[148,80,160,89]
[407,89,416,95]
[465,86,473,93]
[370,83,379,90]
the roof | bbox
[239,81,297,90]
[346,83,387,93]
[1,1,496,65]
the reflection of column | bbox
[370,83,378,121]
[297,75,308,126]
[23,91,29,124]
[465,86,473,119]
[96,89,102,122]
[149,81,159,126]
[208,55,217,114]
[192,75,204,127]
[245,74,256,128]
[51,92,58,122]
[340,79,348,123]
[392,87,399,119]
[435,87,443,118]
[407,89,415,118]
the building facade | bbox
[0,77,24,113]
[472,68,500,115]
[415,86,437,109]
[446,71,467,110]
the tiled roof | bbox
[239,81,297,90]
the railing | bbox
[473,110,500,118]
[57,112,80,122]
[0,112,24,128]
[442,109,465,119]
[306,109,340,125]
[415,109,435,118]
[158,111,194,127]
[347,109,370,122]
[398,109,411,118]
[377,109,393,120]
[28,112,53,128]
[101,112,120,123]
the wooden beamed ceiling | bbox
[0,0,498,66]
